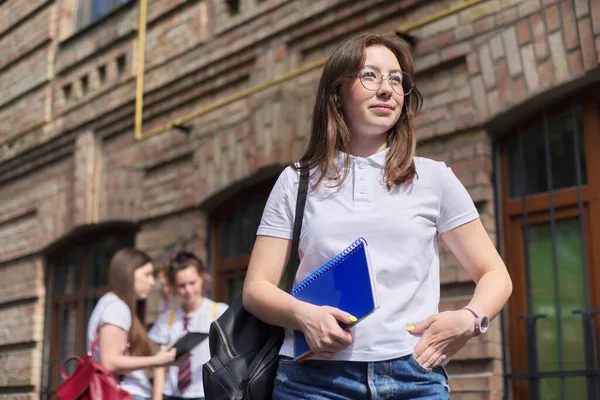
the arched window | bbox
[209,176,278,304]
[39,223,137,399]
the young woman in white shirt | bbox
[242,32,513,399]
[149,251,229,400]
[87,248,176,400]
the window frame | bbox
[76,0,133,30]
[39,223,137,399]
[499,90,600,399]
[210,176,279,304]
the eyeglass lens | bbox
[358,69,413,96]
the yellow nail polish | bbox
[349,316,358,322]
[406,325,416,332]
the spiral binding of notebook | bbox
[291,237,366,296]
[291,237,378,360]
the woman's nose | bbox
[377,78,393,96]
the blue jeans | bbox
[273,354,450,399]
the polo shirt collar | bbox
[337,147,388,167]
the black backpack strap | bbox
[282,164,309,293]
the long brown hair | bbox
[296,32,423,190]
[109,248,152,357]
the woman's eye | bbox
[361,71,377,79]
[391,74,403,83]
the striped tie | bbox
[177,316,191,392]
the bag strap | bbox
[282,164,309,293]
[168,308,177,327]
[212,302,218,321]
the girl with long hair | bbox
[87,248,176,400]
[149,251,228,400]
[242,32,512,398]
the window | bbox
[500,95,600,400]
[76,0,132,29]
[210,176,278,304]
[225,0,240,16]
[39,225,137,399]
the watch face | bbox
[480,316,490,332]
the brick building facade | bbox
[1,0,600,399]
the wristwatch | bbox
[463,305,489,335]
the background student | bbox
[149,251,228,400]
[87,248,176,400]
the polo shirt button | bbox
[360,176,365,181]
[359,163,365,169]
[360,187,365,194]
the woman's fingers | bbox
[416,346,436,368]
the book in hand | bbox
[291,237,378,361]
[170,331,209,360]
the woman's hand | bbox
[295,303,356,359]
[153,347,177,367]
[409,310,475,368]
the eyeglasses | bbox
[350,67,414,96]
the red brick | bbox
[467,52,480,75]
[495,60,513,105]
[440,42,472,62]
[470,76,488,119]
[531,12,550,59]
[517,18,532,45]
[496,7,518,25]
[0,0,47,34]
[514,77,527,102]
[545,5,561,32]
[561,0,579,51]
[578,17,597,71]
[415,36,435,55]
[451,99,474,117]
[452,157,493,176]
[592,0,600,34]
[568,50,584,76]
[454,23,474,42]
[474,16,495,33]
[574,0,590,18]
[487,89,501,116]
[538,59,554,87]
[435,30,454,48]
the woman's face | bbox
[174,266,204,306]
[133,262,155,299]
[339,45,405,142]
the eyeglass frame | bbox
[348,69,414,96]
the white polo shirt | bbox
[257,149,479,362]
[87,293,151,398]
[148,299,228,398]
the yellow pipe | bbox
[134,0,484,141]
[134,0,148,140]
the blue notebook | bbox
[291,237,379,361]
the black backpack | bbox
[202,167,309,400]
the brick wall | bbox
[0,0,599,398]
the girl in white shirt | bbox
[87,248,176,400]
[149,251,228,400]
[242,32,513,399]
